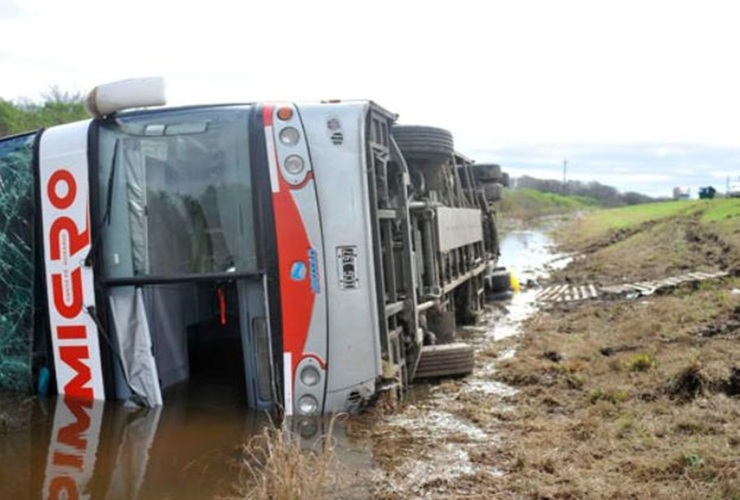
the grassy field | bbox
[559,198,740,250]
[498,188,600,220]
[489,199,740,498]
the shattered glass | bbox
[0,133,36,392]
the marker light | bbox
[283,155,305,175]
[298,395,319,415]
[85,77,166,118]
[279,127,301,146]
[277,106,293,121]
[300,366,321,387]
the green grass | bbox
[573,198,740,232]
[499,188,600,219]
[582,200,694,231]
[698,198,740,223]
[562,198,740,247]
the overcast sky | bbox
[2,0,740,197]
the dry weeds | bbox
[484,211,740,499]
[232,416,344,500]
[367,209,740,499]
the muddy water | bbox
[461,226,569,344]
[367,227,566,494]
[0,381,268,499]
[492,227,571,337]
[0,229,562,500]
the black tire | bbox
[392,125,454,159]
[473,163,502,183]
[413,343,475,380]
[483,183,504,202]
[487,289,513,301]
[501,172,510,188]
[487,269,511,293]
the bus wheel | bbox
[391,125,454,159]
[501,171,511,187]
[472,163,502,183]
[482,182,504,202]
[487,269,512,294]
[413,343,475,380]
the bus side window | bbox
[0,133,37,392]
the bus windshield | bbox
[97,107,257,279]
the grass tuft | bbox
[233,416,340,500]
[626,352,658,372]
[589,388,629,404]
[668,362,710,401]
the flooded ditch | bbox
[0,226,564,500]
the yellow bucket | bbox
[510,273,521,293]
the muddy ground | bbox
[359,212,740,499]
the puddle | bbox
[388,409,489,442]
[463,228,570,343]
[0,384,268,499]
[499,228,566,285]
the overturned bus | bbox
[0,78,510,416]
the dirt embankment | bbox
[364,209,740,499]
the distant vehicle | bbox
[672,186,690,200]
[728,179,740,198]
[698,186,716,199]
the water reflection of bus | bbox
[0,78,508,417]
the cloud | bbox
[0,0,24,19]
[2,0,740,200]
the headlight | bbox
[300,366,321,387]
[283,155,305,175]
[279,127,300,146]
[297,418,319,439]
[297,395,319,415]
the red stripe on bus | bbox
[264,105,314,382]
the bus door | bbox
[95,107,275,409]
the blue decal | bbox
[308,248,321,293]
[290,261,307,281]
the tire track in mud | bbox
[683,218,740,274]
[575,214,738,275]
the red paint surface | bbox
[264,106,315,380]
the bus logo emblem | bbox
[290,261,307,281]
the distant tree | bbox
[622,191,655,205]
[513,176,658,205]
[0,86,87,138]
[0,99,25,136]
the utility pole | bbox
[563,157,568,195]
